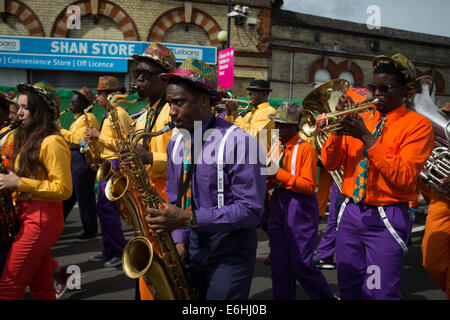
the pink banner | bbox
[218,47,234,89]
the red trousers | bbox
[0,200,63,300]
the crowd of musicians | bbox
[0,42,448,300]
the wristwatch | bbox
[188,210,197,228]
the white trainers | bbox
[89,253,108,262]
[104,257,122,267]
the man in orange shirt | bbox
[321,53,434,299]
[267,102,334,300]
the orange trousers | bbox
[317,167,333,217]
[0,200,63,300]
[421,188,450,300]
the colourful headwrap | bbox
[161,57,219,96]
[372,53,417,94]
[73,86,95,105]
[16,81,61,120]
[132,42,176,73]
[2,90,17,105]
[441,102,450,113]
[268,101,303,124]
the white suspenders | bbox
[336,197,409,254]
[217,125,238,208]
[290,138,302,175]
[171,125,239,209]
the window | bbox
[313,68,331,86]
[338,71,355,87]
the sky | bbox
[282,0,450,38]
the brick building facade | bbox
[0,0,448,106]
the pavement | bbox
[50,202,446,301]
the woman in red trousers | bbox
[0,81,72,300]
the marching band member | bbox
[422,180,450,300]
[60,87,99,241]
[314,87,370,270]
[0,81,72,300]
[321,53,434,299]
[232,80,276,264]
[86,76,132,268]
[0,92,18,169]
[266,101,334,300]
[145,58,266,299]
[128,42,177,300]
[233,79,276,152]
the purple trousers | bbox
[336,200,413,300]
[97,159,127,259]
[268,188,334,300]
[316,182,339,261]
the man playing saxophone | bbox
[60,87,99,242]
[321,53,434,299]
[125,42,177,300]
[145,58,266,299]
[86,76,132,268]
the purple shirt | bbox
[168,115,266,245]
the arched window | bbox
[338,71,355,87]
[313,68,331,86]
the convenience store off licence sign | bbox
[0,36,217,72]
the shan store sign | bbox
[0,36,217,72]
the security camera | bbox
[233,5,242,12]
[242,6,250,15]
[227,11,246,18]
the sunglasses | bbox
[133,69,159,80]
[70,99,79,104]
[367,83,403,93]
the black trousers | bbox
[63,150,98,235]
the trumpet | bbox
[217,98,250,111]
[301,99,378,136]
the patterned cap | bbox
[2,90,17,105]
[372,53,417,92]
[73,86,95,105]
[441,102,450,112]
[132,42,176,73]
[268,101,303,124]
[17,81,61,120]
[161,57,218,94]
[93,76,122,91]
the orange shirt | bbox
[321,105,434,206]
[272,135,317,195]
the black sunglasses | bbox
[367,83,403,93]
[133,69,159,80]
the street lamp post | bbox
[218,30,228,50]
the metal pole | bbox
[289,51,294,100]
[227,0,231,48]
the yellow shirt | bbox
[98,106,132,160]
[60,112,100,148]
[234,101,276,152]
[15,135,72,202]
[134,102,172,180]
